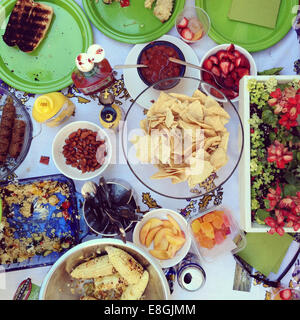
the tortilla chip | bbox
[210,147,228,170]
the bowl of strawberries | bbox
[200,43,257,102]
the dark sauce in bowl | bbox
[137,41,186,90]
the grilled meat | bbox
[3,0,54,53]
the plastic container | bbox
[32,92,75,127]
[188,206,246,262]
[175,6,210,44]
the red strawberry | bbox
[235,57,242,67]
[227,53,236,62]
[229,62,235,72]
[221,88,237,100]
[236,67,250,78]
[239,54,250,68]
[203,58,213,70]
[223,77,235,89]
[220,61,230,75]
[227,43,235,52]
[211,66,221,77]
[202,70,213,81]
[210,88,224,99]
[216,50,228,61]
[279,289,292,300]
[209,55,219,65]
[177,17,188,28]
[233,50,241,58]
[231,71,238,80]
[181,27,194,41]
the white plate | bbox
[124,35,200,109]
[132,208,191,268]
[52,121,112,181]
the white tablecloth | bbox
[0,0,299,300]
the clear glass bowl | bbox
[121,76,244,200]
[0,87,33,180]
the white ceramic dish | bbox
[123,35,200,110]
[52,121,112,181]
[199,43,257,103]
[239,75,299,233]
[133,208,191,268]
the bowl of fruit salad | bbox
[200,44,257,102]
[175,6,211,44]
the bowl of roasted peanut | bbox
[52,121,112,181]
[39,238,170,300]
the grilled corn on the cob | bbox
[94,273,128,292]
[120,270,149,300]
[105,246,144,284]
[70,255,115,279]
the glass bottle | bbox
[71,44,115,95]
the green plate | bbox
[82,0,185,44]
[196,0,298,52]
[0,0,93,94]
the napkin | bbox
[228,0,282,29]
[236,232,294,277]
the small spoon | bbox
[169,57,227,90]
[104,208,127,243]
[114,64,148,70]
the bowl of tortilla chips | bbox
[121,76,244,199]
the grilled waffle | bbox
[3,0,54,53]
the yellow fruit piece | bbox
[167,244,178,258]
[154,236,169,251]
[148,218,164,229]
[139,222,151,245]
[162,220,177,233]
[149,249,170,260]
[145,226,162,248]
[153,228,173,249]
[199,222,215,239]
[165,233,186,247]
[139,218,163,245]
[167,214,181,236]
[203,213,215,223]
[191,219,202,234]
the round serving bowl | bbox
[133,208,192,268]
[199,43,257,103]
[52,121,112,181]
[137,40,186,90]
[83,179,138,237]
[0,87,33,180]
[122,76,244,200]
[39,238,170,300]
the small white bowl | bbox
[52,121,112,181]
[199,43,257,103]
[133,208,191,268]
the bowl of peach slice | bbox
[133,208,191,268]
[189,206,246,262]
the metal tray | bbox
[0,174,80,272]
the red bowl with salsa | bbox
[137,41,186,90]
